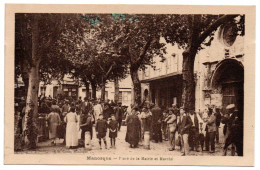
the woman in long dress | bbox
[125,107,141,148]
[47,107,61,145]
[64,106,79,149]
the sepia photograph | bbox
[4,4,255,166]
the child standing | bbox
[95,114,108,149]
[108,114,118,148]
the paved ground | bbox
[17,124,236,156]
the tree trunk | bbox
[23,76,29,96]
[23,15,40,150]
[90,82,97,99]
[85,82,90,99]
[100,78,106,101]
[181,50,196,112]
[130,66,141,107]
[114,77,119,103]
[83,79,90,99]
[23,62,40,149]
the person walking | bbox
[47,107,61,145]
[178,107,192,156]
[64,106,79,149]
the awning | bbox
[140,71,182,83]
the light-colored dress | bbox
[47,112,61,139]
[64,112,79,147]
[93,104,103,123]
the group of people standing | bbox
[124,102,243,156]
[15,95,243,156]
[44,97,125,149]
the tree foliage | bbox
[161,14,244,111]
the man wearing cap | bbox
[222,104,243,156]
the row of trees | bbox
[15,13,244,149]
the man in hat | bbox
[222,104,243,156]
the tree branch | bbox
[135,37,153,66]
[105,62,116,78]
[97,61,105,73]
[198,15,238,46]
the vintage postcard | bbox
[5,4,255,166]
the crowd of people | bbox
[123,102,243,156]
[15,95,243,156]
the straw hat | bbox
[226,104,235,110]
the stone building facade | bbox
[139,26,244,116]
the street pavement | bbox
[17,124,236,156]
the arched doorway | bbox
[210,59,244,119]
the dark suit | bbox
[151,106,163,142]
[178,114,192,155]
[115,106,123,131]
[222,112,243,156]
[178,114,192,135]
[188,114,199,151]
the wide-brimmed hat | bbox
[226,104,235,110]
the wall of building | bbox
[38,74,133,107]
[139,27,244,113]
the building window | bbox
[122,91,131,104]
[40,87,46,97]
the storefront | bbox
[141,72,182,108]
[62,84,78,99]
